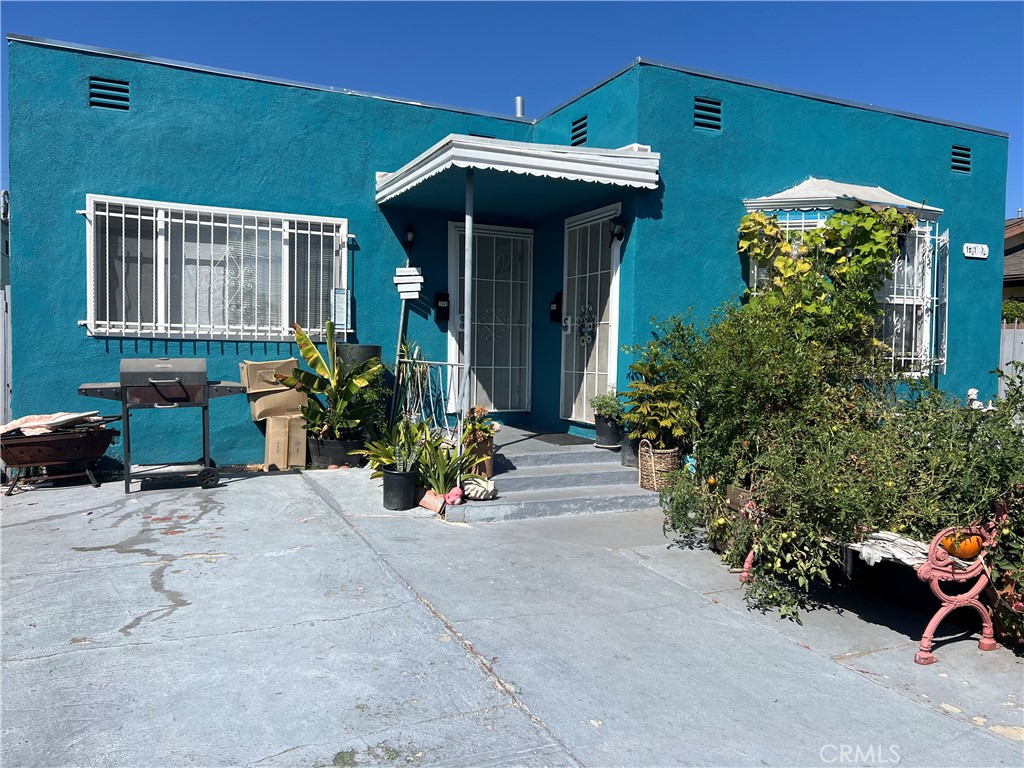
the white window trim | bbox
[446,221,534,413]
[82,194,350,342]
[560,203,622,425]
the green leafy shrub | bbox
[353,360,392,439]
[658,208,1024,637]
[621,353,698,450]
[591,391,625,421]
[1003,299,1024,323]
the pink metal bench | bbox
[732,491,1006,665]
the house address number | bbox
[963,243,989,260]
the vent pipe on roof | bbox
[515,96,525,118]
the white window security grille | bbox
[748,211,948,375]
[83,195,350,341]
[878,224,949,376]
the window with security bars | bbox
[84,195,350,341]
[748,210,948,376]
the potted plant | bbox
[276,321,384,468]
[417,433,486,514]
[463,406,500,478]
[354,418,426,511]
[621,359,695,491]
[590,391,624,450]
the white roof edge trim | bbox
[743,178,944,222]
[375,134,660,205]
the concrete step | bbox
[447,483,660,523]
[493,461,637,493]
[494,445,623,470]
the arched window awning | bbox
[743,177,943,222]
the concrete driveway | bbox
[2,470,1022,767]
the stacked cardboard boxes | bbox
[239,359,309,471]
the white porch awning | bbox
[743,177,943,221]
[375,134,660,206]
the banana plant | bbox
[276,321,384,441]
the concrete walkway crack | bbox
[248,744,310,765]
[302,472,586,768]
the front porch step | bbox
[494,445,622,470]
[447,483,659,523]
[493,461,637,493]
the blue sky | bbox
[2,1,1022,216]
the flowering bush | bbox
[463,406,500,446]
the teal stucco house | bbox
[4,34,1009,464]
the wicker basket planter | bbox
[638,439,680,491]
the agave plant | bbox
[353,418,427,478]
[417,434,485,495]
[276,321,384,441]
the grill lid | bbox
[120,358,207,387]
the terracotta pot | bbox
[415,487,447,514]
[466,435,494,479]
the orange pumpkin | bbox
[940,533,984,559]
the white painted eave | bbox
[743,177,944,222]
[375,135,660,205]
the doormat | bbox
[532,432,593,447]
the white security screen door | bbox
[448,225,533,412]
[561,205,621,424]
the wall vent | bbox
[89,76,130,111]
[694,96,722,131]
[570,115,588,146]
[951,145,971,173]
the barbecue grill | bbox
[79,358,245,492]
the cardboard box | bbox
[248,389,308,421]
[240,358,308,421]
[264,415,307,471]
[240,358,298,393]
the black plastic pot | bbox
[382,466,417,510]
[620,435,640,468]
[337,344,383,374]
[594,415,623,450]
[308,437,364,468]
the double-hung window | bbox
[84,195,350,341]
[747,210,949,376]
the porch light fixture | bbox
[608,216,626,244]
[404,226,416,251]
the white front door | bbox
[560,205,621,424]
[448,224,533,412]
